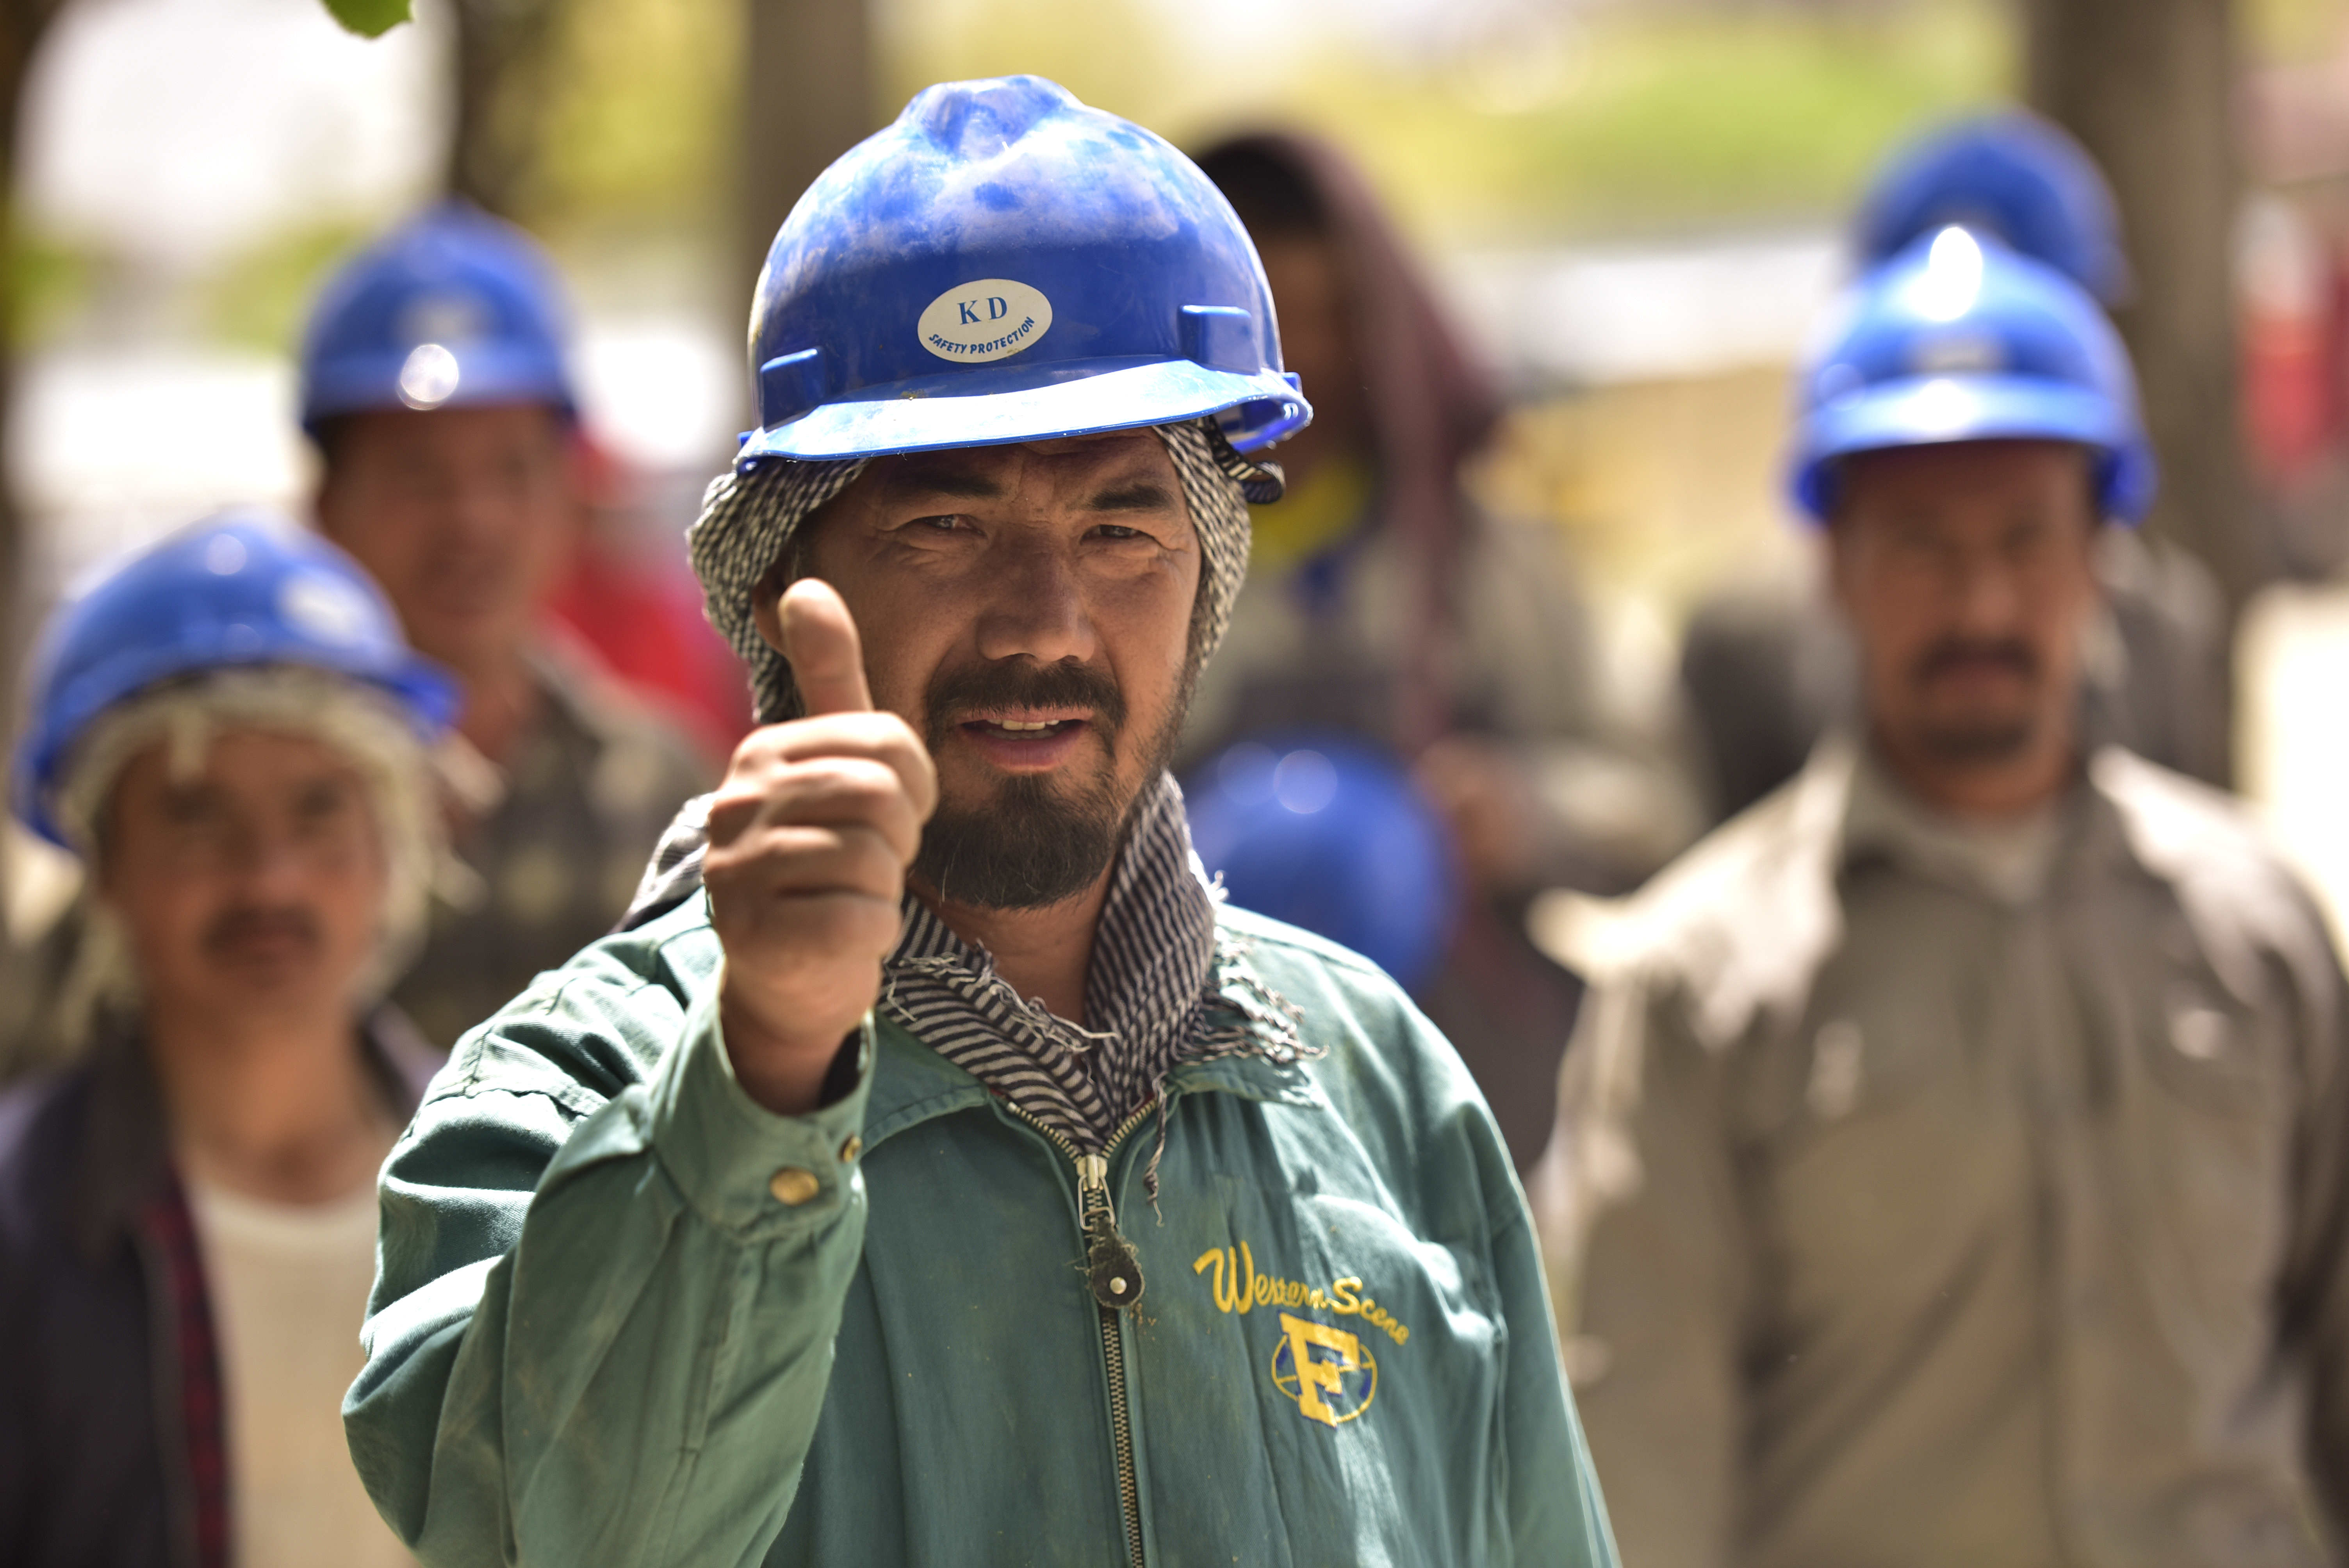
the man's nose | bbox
[224,822,313,902]
[974,540,1097,666]
[1947,548,2026,634]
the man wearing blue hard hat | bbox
[1535,227,2349,1565]
[0,516,451,1566]
[1679,111,2231,824]
[302,201,711,1050]
[344,77,1617,1566]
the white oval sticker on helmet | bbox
[917,279,1054,364]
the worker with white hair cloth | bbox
[0,514,454,1568]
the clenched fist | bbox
[707,579,937,1114]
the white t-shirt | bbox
[185,1178,415,1568]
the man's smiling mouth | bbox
[961,711,1090,741]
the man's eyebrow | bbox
[1088,478,1181,512]
[884,460,1005,501]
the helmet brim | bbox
[301,344,576,434]
[14,648,458,850]
[739,359,1308,464]
[1791,373,2154,522]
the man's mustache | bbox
[924,657,1128,747]
[1911,638,2039,685]
[201,905,323,959]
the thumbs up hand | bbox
[708,579,938,1115]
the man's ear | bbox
[1821,507,1860,622]
[751,575,788,658]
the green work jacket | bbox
[343,894,1617,1567]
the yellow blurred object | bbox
[1249,460,1372,582]
[1249,458,1374,577]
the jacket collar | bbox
[67,1003,439,1263]
[859,1009,1326,1155]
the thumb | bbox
[779,579,873,716]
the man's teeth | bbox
[995,719,1059,732]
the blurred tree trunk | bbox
[447,0,566,217]
[2024,0,2262,606]
[736,0,878,312]
[0,0,66,744]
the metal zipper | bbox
[1005,1099,1157,1567]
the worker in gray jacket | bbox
[1533,225,2349,1567]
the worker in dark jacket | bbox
[1183,132,1699,1167]
[0,515,453,1568]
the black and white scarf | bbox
[623,775,1305,1152]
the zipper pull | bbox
[1077,1154,1144,1311]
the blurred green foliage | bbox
[7,234,96,349]
[530,0,738,235]
[891,0,2014,245]
[201,219,374,354]
[321,0,412,39]
[2249,0,2349,59]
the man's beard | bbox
[912,655,1192,911]
[1905,636,2044,764]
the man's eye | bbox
[297,784,353,822]
[913,514,968,532]
[1092,524,1143,541]
[163,792,220,826]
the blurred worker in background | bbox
[544,430,753,762]
[345,77,1615,1566]
[1536,229,2349,1566]
[1679,111,2231,823]
[0,516,447,1568]
[1187,132,1700,1167]
[303,203,713,1048]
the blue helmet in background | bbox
[1855,111,2131,306]
[740,75,1309,466]
[1185,735,1458,993]
[13,513,458,847]
[299,201,576,435]
[1788,226,2157,524]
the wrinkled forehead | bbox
[857,428,1185,507]
[1833,437,2098,527]
[121,721,371,794]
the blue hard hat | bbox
[740,75,1310,465]
[13,513,459,848]
[1185,735,1458,993]
[299,201,576,435]
[1788,226,2157,524]
[1856,111,2131,306]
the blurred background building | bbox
[8,0,2349,989]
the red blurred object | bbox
[547,432,751,761]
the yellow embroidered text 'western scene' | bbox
[1192,1243,1411,1345]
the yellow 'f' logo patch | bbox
[1270,1312,1377,1427]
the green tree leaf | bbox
[321,0,412,38]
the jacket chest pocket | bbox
[2133,979,2297,1330]
[1167,1176,1503,1427]
[1755,976,2029,1306]
[1134,1172,1510,1559]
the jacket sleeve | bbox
[1533,973,1749,1568]
[2285,932,2349,1548]
[342,952,872,1568]
[1486,1142,1622,1568]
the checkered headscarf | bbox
[687,418,1281,725]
